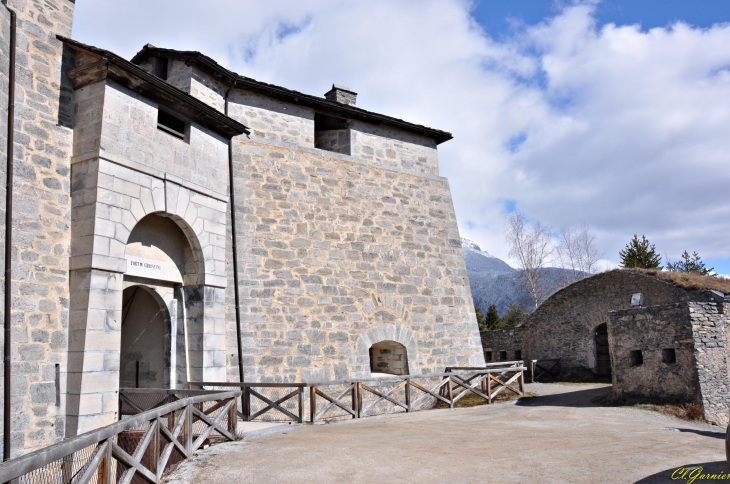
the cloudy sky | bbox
[73,0,730,272]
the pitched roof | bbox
[131,44,453,145]
[58,36,249,139]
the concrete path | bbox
[165,383,726,483]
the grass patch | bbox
[433,390,538,409]
[591,391,705,422]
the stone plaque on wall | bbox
[125,255,183,283]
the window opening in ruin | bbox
[630,350,643,367]
[594,323,612,377]
[485,351,492,362]
[152,57,169,80]
[515,350,522,361]
[662,348,676,364]
[314,112,351,155]
[157,109,187,140]
[369,340,409,376]
[499,351,507,361]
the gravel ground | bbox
[164,383,726,483]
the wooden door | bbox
[594,324,611,377]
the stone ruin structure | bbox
[0,0,485,456]
[480,269,730,424]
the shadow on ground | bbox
[516,386,609,408]
[635,461,728,483]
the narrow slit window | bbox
[157,110,187,139]
[499,350,507,361]
[630,350,643,367]
[515,350,522,361]
[662,348,676,364]
[484,351,492,362]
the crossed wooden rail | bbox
[191,365,526,424]
[0,390,240,484]
[530,359,562,382]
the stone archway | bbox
[356,322,417,376]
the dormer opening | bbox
[157,108,188,141]
[314,112,351,155]
[152,56,169,80]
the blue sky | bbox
[73,0,730,274]
[473,0,730,37]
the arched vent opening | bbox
[369,340,409,376]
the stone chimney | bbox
[324,84,357,106]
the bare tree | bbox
[505,212,554,310]
[555,224,603,281]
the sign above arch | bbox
[125,255,182,283]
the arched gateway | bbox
[66,160,231,437]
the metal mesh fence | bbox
[16,442,100,484]
[3,392,240,484]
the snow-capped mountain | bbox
[461,238,583,315]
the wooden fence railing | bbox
[530,359,562,382]
[0,390,240,484]
[191,365,526,424]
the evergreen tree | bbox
[474,304,487,331]
[502,301,527,328]
[484,304,504,330]
[619,234,662,269]
[666,250,714,276]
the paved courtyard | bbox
[165,383,726,483]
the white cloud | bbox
[72,0,730,267]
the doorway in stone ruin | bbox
[120,286,170,388]
[594,323,612,378]
[369,341,409,376]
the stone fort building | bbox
[0,0,484,456]
[480,269,730,425]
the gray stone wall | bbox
[688,301,730,425]
[1,0,75,457]
[231,137,484,382]
[608,304,700,401]
[350,120,439,176]
[0,3,9,461]
[521,270,704,371]
[228,89,314,147]
[480,328,524,362]
[609,301,730,426]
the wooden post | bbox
[519,369,525,395]
[447,376,454,409]
[228,397,237,437]
[351,383,358,419]
[487,374,492,404]
[243,387,251,422]
[405,379,411,412]
[309,386,316,423]
[185,403,193,454]
[298,386,304,423]
[531,360,536,383]
[357,382,363,417]
[153,418,160,477]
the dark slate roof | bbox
[58,36,249,139]
[131,44,453,145]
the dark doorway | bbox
[594,324,611,377]
[120,286,169,388]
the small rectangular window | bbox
[484,351,492,362]
[499,351,507,361]
[153,57,169,80]
[662,348,676,364]
[157,109,187,140]
[630,350,643,367]
[515,350,522,361]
